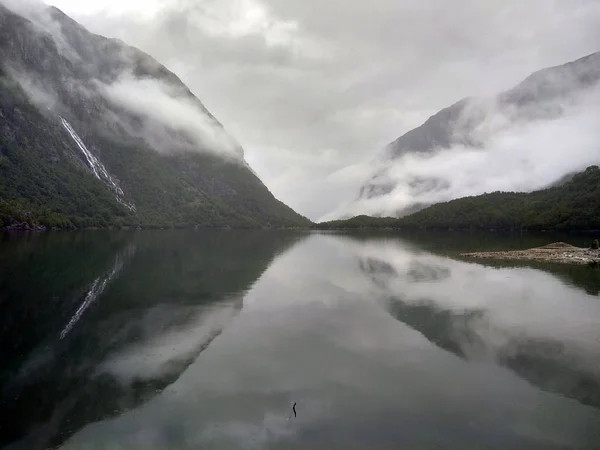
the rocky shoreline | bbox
[2,222,57,232]
[461,242,600,265]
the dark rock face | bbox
[359,51,600,211]
[499,51,600,107]
[388,51,600,161]
[385,97,475,160]
[0,3,310,228]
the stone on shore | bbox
[461,242,600,265]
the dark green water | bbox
[1,230,600,449]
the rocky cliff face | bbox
[0,3,310,228]
[355,51,600,215]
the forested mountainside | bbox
[0,4,310,229]
[318,165,600,231]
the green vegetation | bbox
[592,239,599,250]
[317,166,600,231]
[316,215,401,230]
[98,137,309,229]
[0,76,129,229]
[0,4,310,231]
[0,70,310,230]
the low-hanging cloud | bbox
[325,82,600,220]
[1,0,244,161]
[43,0,600,219]
[1,0,82,61]
[6,67,59,110]
[99,73,243,159]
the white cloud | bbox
[45,0,165,18]
[24,0,600,218]
[328,85,600,219]
[100,74,243,159]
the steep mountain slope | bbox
[355,51,600,214]
[318,165,600,231]
[0,3,310,229]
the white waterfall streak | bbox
[60,117,137,212]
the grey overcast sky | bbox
[44,0,600,219]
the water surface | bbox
[1,230,600,449]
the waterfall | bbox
[60,117,137,212]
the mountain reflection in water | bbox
[1,231,600,450]
[0,230,304,450]
[354,234,600,410]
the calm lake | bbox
[1,230,600,449]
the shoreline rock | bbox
[461,242,600,265]
[2,222,47,232]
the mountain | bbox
[0,3,310,229]
[317,165,600,231]
[356,51,600,214]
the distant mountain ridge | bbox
[0,3,310,229]
[359,51,600,205]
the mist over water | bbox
[2,230,600,449]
